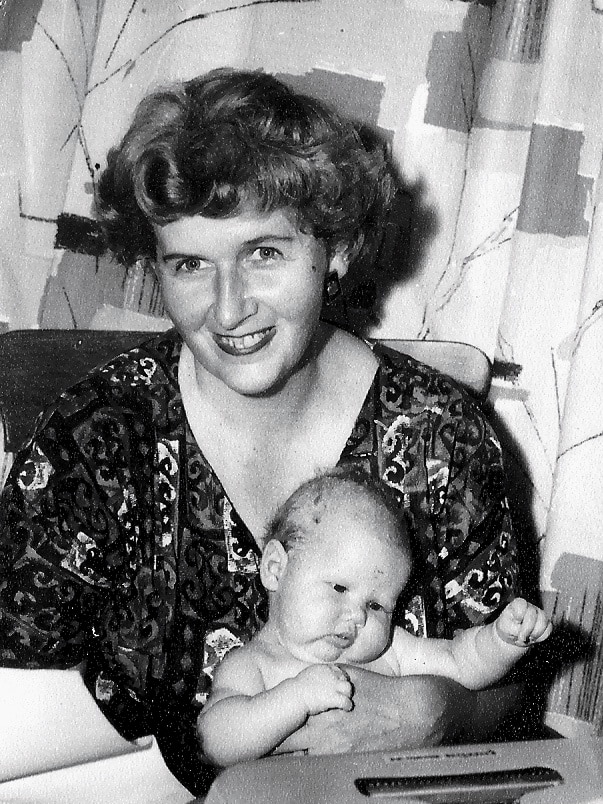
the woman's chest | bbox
[196,418,352,541]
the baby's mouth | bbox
[214,327,275,356]
[326,631,355,648]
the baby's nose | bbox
[348,602,367,628]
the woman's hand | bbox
[275,667,523,756]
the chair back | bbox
[373,339,492,400]
[0,330,491,487]
[0,330,150,460]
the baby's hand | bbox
[495,598,552,647]
[295,664,353,716]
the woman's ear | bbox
[328,242,353,280]
[260,539,289,592]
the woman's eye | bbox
[368,601,384,612]
[175,258,204,273]
[333,584,347,594]
[252,246,281,261]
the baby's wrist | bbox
[286,674,313,717]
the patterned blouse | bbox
[0,329,517,795]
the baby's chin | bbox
[282,639,345,664]
[336,644,383,665]
[289,640,381,665]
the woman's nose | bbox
[213,267,255,330]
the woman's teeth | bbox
[222,331,266,350]
[215,327,274,354]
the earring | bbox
[323,271,342,305]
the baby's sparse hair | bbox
[265,466,409,558]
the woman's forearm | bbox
[0,666,136,779]
[456,679,525,743]
[277,670,524,756]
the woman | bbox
[0,69,518,795]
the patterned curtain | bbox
[2,0,602,735]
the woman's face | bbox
[153,205,346,397]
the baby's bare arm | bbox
[448,598,552,688]
[197,649,352,766]
[390,598,552,690]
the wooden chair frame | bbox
[0,330,492,483]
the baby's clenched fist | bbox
[295,663,354,716]
[496,597,552,647]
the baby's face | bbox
[268,498,411,665]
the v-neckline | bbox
[177,341,382,548]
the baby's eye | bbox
[333,583,347,594]
[368,601,384,612]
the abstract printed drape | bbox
[1,0,602,734]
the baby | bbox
[197,467,551,767]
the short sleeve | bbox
[435,400,518,634]
[0,333,181,685]
[0,408,115,667]
[374,349,519,638]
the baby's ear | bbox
[260,539,289,591]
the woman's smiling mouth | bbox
[214,327,276,356]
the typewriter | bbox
[203,736,603,804]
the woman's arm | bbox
[198,656,353,766]
[0,664,136,780]
[275,667,524,755]
[0,374,164,741]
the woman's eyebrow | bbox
[244,234,295,247]
[160,235,296,262]
[160,251,203,262]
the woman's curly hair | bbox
[95,68,396,268]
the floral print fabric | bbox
[0,329,517,795]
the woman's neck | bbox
[193,326,332,433]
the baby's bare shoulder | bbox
[219,639,265,671]
[210,641,268,695]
